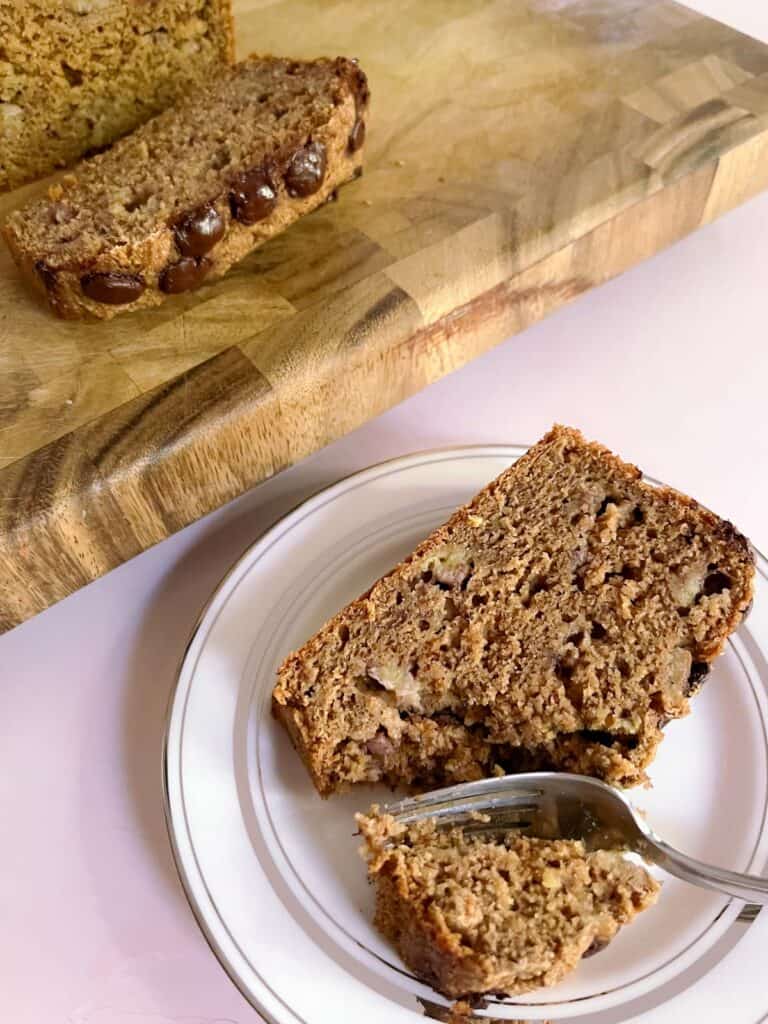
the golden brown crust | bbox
[274,426,755,796]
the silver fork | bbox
[383,772,768,906]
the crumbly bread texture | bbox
[273,426,754,796]
[3,55,368,319]
[0,0,234,192]
[357,810,659,999]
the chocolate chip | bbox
[348,117,366,154]
[35,260,58,292]
[686,661,711,694]
[284,141,327,197]
[353,165,363,179]
[81,271,145,305]
[583,937,610,958]
[703,571,731,596]
[229,166,278,224]
[159,256,212,294]
[173,203,224,258]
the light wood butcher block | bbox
[2,0,768,632]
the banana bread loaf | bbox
[3,54,368,319]
[0,0,234,192]
[273,426,754,795]
[358,809,659,999]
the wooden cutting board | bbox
[2,0,768,633]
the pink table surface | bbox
[2,3,768,1020]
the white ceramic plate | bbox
[164,447,768,1024]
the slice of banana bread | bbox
[357,810,659,999]
[0,0,234,193]
[3,55,368,319]
[273,426,754,796]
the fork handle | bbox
[642,836,768,906]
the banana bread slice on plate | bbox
[357,808,659,999]
[3,54,368,319]
[0,0,234,192]
[273,425,754,795]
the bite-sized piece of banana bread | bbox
[273,425,754,796]
[0,0,234,192]
[3,55,368,319]
[357,809,659,999]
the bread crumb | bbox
[358,811,659,998]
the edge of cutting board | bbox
[2,123,768,633]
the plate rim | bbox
[162,442,768,1024]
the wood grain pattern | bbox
[1,0,768,631]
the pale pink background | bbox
[2,2,767,1020]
